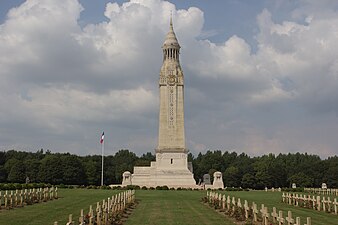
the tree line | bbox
[0,149,336,188]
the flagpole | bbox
[101,138,104,186]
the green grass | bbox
[125,190,234,225]
[0,188,119,225]
[1,189,336,225]
[215,190,338,225]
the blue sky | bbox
[0,0,338,158]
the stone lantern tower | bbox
[157,17,186,154]
[124,17,196,188]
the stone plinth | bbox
[129,153,196,188]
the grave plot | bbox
[206,191,311,225]
[282,192,337,215]
[0,188,121,225]
[0,187,58,210]
[54,190,136,225]
[1,189,337,225]
[213,190,338,225]
[304,188,338,196]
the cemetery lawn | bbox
[126,190,338,225]
[124,190,234,225]
[219,190,338,225]
[0,188,119,225]
[1,189,336,225]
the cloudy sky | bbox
[1,0,338,158]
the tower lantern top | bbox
[162,15,180,48]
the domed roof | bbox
[163,17,180,48]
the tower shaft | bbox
[157,19,185,153]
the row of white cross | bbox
[282,192,338,214]
[0,187,58,209]
[304,188,338,196]
[54,190,135,225]
[207,191,311,225]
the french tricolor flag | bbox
[100,132,104,144]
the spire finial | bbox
[163,10,180,48]
[170,11,173,28]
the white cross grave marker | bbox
[227,196,231,210]
[285,211,294,225]
[262,207,269,225]
[294,217,301,225]
[244,200,249,219]
[333,198,337,214]
[305,217,311,225]
[322,197,326,212]
[252,202,258,222]
[271,206,278,223]
[282,192,286,203]
[66,214,73,225]
[277,210,284,225]
[237,198,242,208]
[316,196,321,211]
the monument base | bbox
[122,150,198,188]
[131,167,196,188]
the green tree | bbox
[7,160,25,183]
[83,158,100,185]
[0,151,6,165]
[24,158,40,183]
[0,151,7,182]
[323,156,338,187]
[288,172,314,187]
[224,166,240,187]
[222,151,238,169]
[0,165,7,182]
[255,170,272,189]
[38,155,63,184]
[104,155,116,185]
[1,148,336,188]
[241,173,256,188]
[194,150,224,181]
[61,154,86,185]
[112,150,137,184]
[253,154,275,189]
[4,158,20,175]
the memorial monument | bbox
[122,17,196,188]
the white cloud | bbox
[254,4,338,115]
[0,0,338,157]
